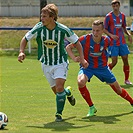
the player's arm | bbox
[103,28,119,40]
[66,41,88,68]
[123,27,132,44]
[103,16,119,40]
[18,24,38,63]
[18,37,27,63]
[66,42,80,62]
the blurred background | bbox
[0,0,133,17]
[0,0,133,54]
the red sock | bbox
[120,88,133,104]
[110,85,133,104]
[123,65,130,81]
[108,63,113,70]
[79,86,93,106]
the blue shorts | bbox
[109,44,130,56]
[78,67,116,84]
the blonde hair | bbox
[41,4,58,21]
[92,20,104,29]
[111,0,120,5]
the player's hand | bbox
[18,52,26,63]
[111,35,119,40]
[80,59,89,68]
[73,56,80,62]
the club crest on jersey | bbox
[43,40,58,49]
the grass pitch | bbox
[0,54,133,133]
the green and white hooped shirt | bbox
[25,22,78,65]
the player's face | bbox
[92,25,103,39]
[112,3,120,12]
[41,12,53,26]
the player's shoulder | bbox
[56,22,69,30]
[31,22,44,32]
[34,22,43,28]
[102,35,111,41]
[120,12,126,17]
[106,11,113,17]
[56,21,73,35]
[79,34,91,40]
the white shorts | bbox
[41,62,68,87]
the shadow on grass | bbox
[26,116,92,131]
[120,84,133,89]
[81,111,132,124]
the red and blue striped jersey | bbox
[79,34,110,69]
[104,11,126,46]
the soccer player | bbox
[131,22,133,35]
[104,0,132,85]
[66,20,133,116]
[18,4,88,122]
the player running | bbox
[104,0,132,85]
[66,20,133,116]
[18,4,88,122]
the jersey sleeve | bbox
[65,32,79,44]
[104,15,110,29]
[79,35,86,45]
[122,14,126,28]
[25,22,42,41]
[106,36,111,47]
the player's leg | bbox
[78,69,97,116]
[108,56,118,70]
[51,86,56,94]
[78,73,93,106]
[110,81,133,107]
[97,67,133,111]
[108,46,118,70]
[55,78,66,122]
[64,86,76,106]
[42,63,66,122]
[121,55,132,85]
[54,62,76,121]
[52,85,76,106]
[119,44,132,85]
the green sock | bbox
[64,87,71,97]
[56,91,66,115]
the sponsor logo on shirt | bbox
[89,52,102,57]
[115,23,122,28]
[43,40,58,49]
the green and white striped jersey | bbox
[25,22,79,65]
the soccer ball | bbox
[0,112,8,129]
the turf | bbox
[0,55,133,133]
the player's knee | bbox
[77,79,85,88]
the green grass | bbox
[0,54,133,133]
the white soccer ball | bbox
[0,112,8,129]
